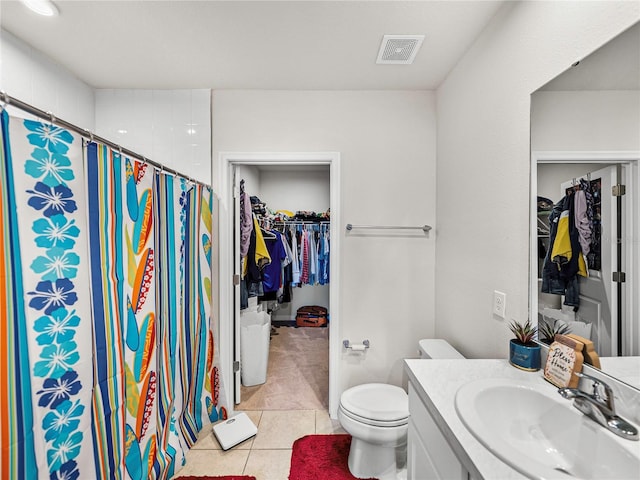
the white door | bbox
[560,166,619,356]
[233,169,242,403]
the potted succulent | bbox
[539,318,571,345]
[509,319,541,371]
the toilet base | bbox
[348,437,403,480]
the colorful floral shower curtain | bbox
[0,110,224,480]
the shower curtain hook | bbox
[47,111,56,125]
[0,91,9,108]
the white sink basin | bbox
[455,378,640,479]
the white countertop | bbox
[404,359,557,480]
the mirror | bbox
[530,22,640,389]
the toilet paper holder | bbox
[343,339,370,351]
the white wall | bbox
[537,164,607,203]
[212,90,437,390]
[238,164,261,198]
[0,29,94,128]
[95,89,212,184]
[260,168,330,213]
[435,1,640,359]
[531,91,640,152]
[0,29,211,184]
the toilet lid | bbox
[340,383,409,423]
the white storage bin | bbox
[240,310,271,386]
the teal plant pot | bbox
[509,339,541,371]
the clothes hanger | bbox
[261,227,276,240]
[258,218,276,239]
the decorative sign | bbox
[544,334,584,388]
[566,333,601,369]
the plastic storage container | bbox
[240,310,271,386]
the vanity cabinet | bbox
[408,384,474,480]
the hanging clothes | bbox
[241,215,272,305]
[278,231,294,302]
[237,178,331,308]
[300,228,310,285]
[308,227,318,285]
[541,191,588,309]
[253,215,271,270]
[239,180,253,258]
[291,226,301,285]
[261,231,287,293]
[574,189,592,256]
[318,226,330,285]
[280,223,331,288]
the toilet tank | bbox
[418,339,464,359]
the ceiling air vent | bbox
[376,35,425,65]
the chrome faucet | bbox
[558,372,639,441]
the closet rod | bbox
[0,91,210,188]
[346,223,432,233]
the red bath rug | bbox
[289,434,377,480]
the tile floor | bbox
[172,326,342,479]
[171,409,346,479]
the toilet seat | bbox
[339,383,409,427]
[339,404,408,427]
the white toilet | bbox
[338,339,464,480]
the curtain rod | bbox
[0,91,211,189]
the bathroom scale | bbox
[212,412,258,450]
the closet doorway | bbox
[219,152,341,417]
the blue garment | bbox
[318,230,328,285]
[262,231,287,293]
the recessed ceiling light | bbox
[20,0,59,17]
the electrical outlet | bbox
[493,291,506,318]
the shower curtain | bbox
[0,110,225,480]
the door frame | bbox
[218,152,341,417]
[530,150,640,356]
